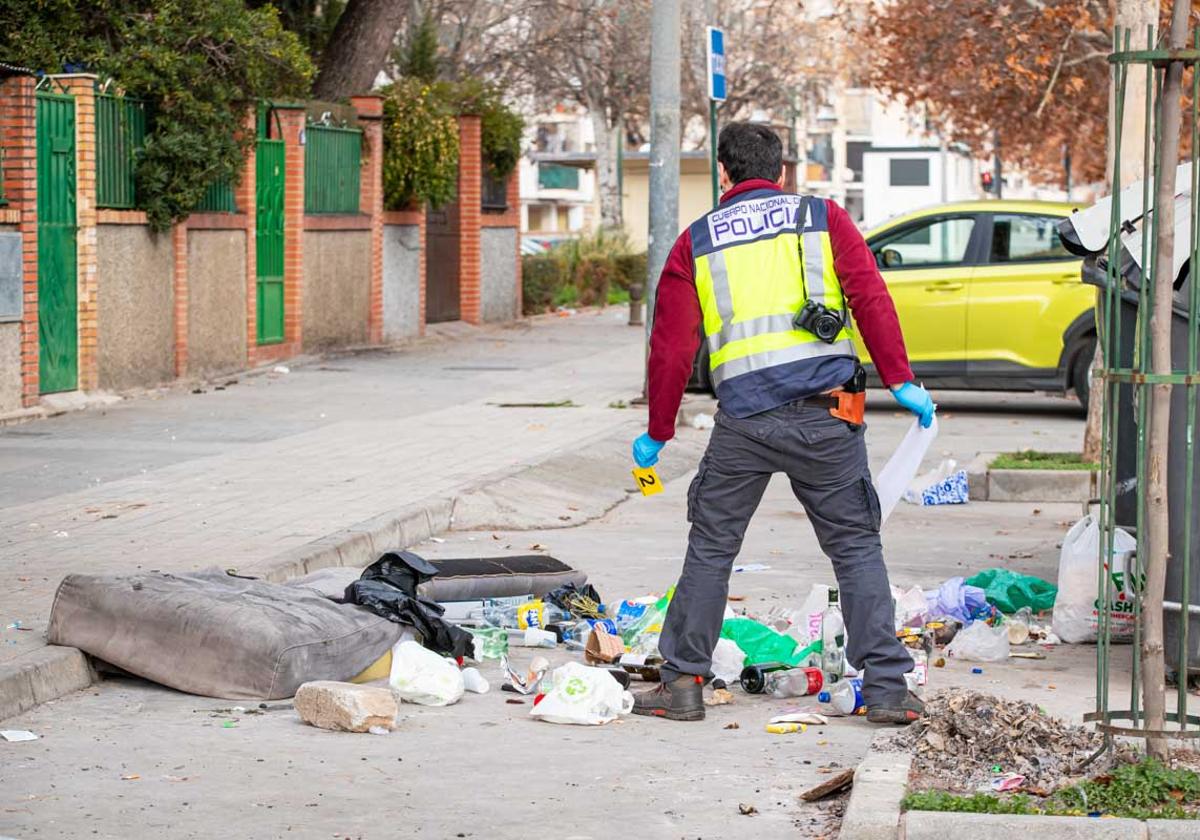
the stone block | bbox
[294,680,397,733]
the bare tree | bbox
[1142,0,1190,763]
[520,0,653,229]
[313,0,408,99]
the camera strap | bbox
[796,194,831,307]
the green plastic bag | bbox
[964,568,1057,614]
[720,617,820,667]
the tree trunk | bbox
[1086,0,1161,462]
[591,107,622,229]
[1143,0,1189,763]
[313,0,408,100]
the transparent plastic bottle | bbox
[817,677,864,715]
[820,588,846,684]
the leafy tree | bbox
[858,0,1111,183]
[3,0,313,230]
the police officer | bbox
[631,122,934,725]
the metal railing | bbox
[1086,24,1200,756]
[194,176,237,213]
[96,93,147,209]
[304,122,361,214]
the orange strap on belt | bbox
[829,389,865,425]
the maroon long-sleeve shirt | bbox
[646,179,914,442]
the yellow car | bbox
[861,199,1096,409]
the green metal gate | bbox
[256,137,286,345]
[36,91,78,394]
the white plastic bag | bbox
[904,458,969,506]
[874,417,938,523]
[529,662,634,726]
[388,640,465,706]
[1052,514,1137,644]
[945,620,1010,662]
[710,638,746,684]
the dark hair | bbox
[717,122,783,184]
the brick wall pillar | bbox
[350,95,384,344]
[277,104,306,357]
[235,109,257,365]
[417,207,427,336]
[172,222,188,377]
[1,76,38,406]
[507,170,522,320]
[59,75,98,392]
[456,115,482,325]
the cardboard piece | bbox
[584,626,625,664]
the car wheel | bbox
[1070,335,1097,413]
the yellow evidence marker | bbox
[632,465,664,496]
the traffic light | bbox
[981,171,995,193]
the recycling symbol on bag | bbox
[563,676,588,698]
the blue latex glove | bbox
[891,382,936,428]
[632,433,666,468]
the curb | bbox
[0,645,95,723]
[965,453,1096,504]
[839,746,911,840]
[0,424,709,722]
[901,809,1198,838]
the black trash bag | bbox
[343,551,472,660]
[358,551,440,598]
[544,581,604,617]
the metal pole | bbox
[710,99,719,206]
[646,0,681,348]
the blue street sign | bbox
[707,26,726,102]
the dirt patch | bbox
[881,689,1125,792]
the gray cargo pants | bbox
[658,400,913,706]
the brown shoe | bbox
[866,691,925,725]
[631,674,705,721]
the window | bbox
[990,214,1071,263]
[889,158,930,187]
[482,172,508,211]
[846,141,871,182]
[871,217,976,268]
[538,163,580,190]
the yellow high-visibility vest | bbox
[690,190,856,391]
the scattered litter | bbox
[933,657,946,668]
[706,688,735,706]
[121,774,141,781]
[272,365,290,374]
[904,458,969,506]
[766,722,807,734]
[991,772,1026,792]
[724,722,740,730]
[222,721,237,728]
[800,768,855,802]
[429,537,445,544]
[691,412,715,430]
[461,667,490,694]
[501,655,549,695]
[733,563,771,573]
[389,641,465,706]
[883,690,1117,790]
[1053,515,1137,643]
[946,620,1010,662]
[54,531,69,538]
[1009,651,1046,660]
[965,569,1057,614]
[769,711,828,726]
[0,730,38,742]
[529,662,634,726]
[971,668,983,674]
[368,726,391,736]
[738,803,758,816]
[505,698,525,705]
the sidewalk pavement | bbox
[0,386,1105,839]
[0,305,1088,719]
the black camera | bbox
[793,299,846,344]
